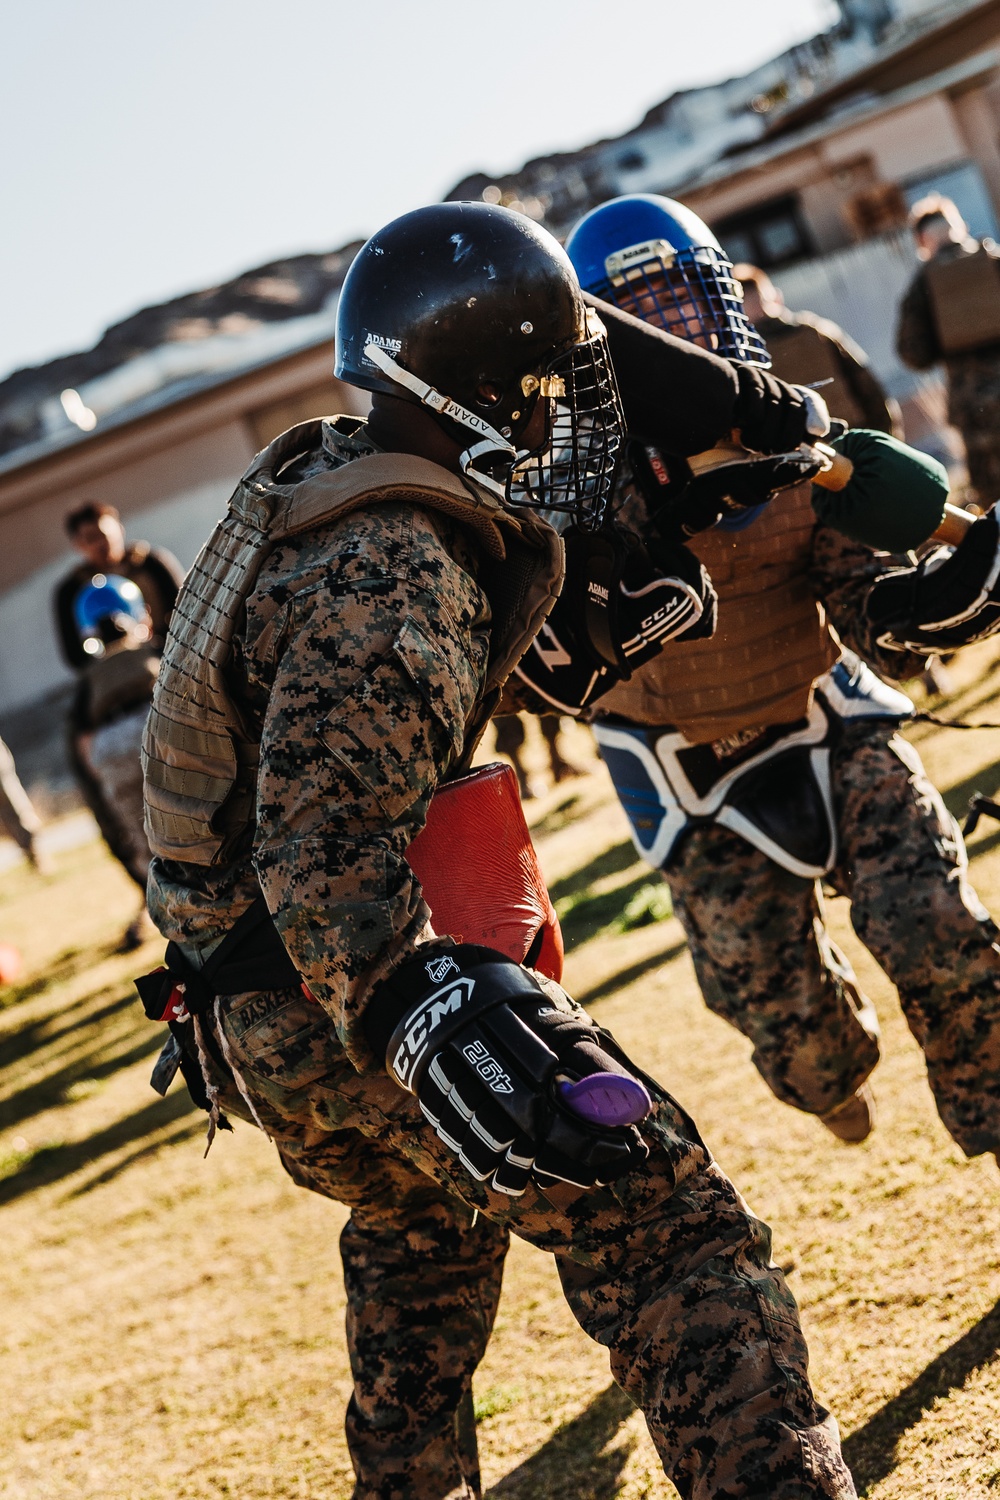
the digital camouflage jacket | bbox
[146,419,562,1069]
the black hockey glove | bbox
[732,364,831,454]
[633,443,826,544]
[513,522,716,713]
[364,945,651,1196]
[866,509,1000,654]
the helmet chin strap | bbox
[364,343,517,502]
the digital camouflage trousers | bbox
[664,720,1000,1155]
[199,986,855,1500]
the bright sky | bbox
[0,0,839,382]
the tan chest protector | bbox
[143,418,560,867]
[599,483,837,742]
[925,244,1000,355]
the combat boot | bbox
[819,1082,876,1142]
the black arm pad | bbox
[585,293,740,456]
[587,293,824,458]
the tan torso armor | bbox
[599,482,837,742]
[142,417,562,868]
[925,242,1000,355]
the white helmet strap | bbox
[363,342,517,501]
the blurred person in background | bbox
[73,576,160,886]
[0,734,46,872]
[56,504,181,947]
[736,263,901,436]
[492,712,586,797]
[55,502,181,668]
[897,194,1000,503]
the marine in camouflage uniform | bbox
[560,192,1000,1156]
[141,204,855,1499]
[897,235,1000,502]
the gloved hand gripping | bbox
[514,522,716,713]
[866,509,1000,653]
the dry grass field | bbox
[4,649,1000,1499]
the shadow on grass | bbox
[0,938,129,1010]
[530,791,588,839]
[842,1295,1000,1494]
[0,984,142,1080]
[0,1089,198,1207]
[67,1113,205,1197]
[548,840,639,906]
[0,984,140,1075]
[0,1026,162,1134]
[577,939,687,1009]
[558,872,663,949]
[486,1382,636,1500]
[939,758,1000,825]
[967,825,1000,865]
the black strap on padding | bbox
[135,896,301,1020]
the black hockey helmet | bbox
[336,201,623,528]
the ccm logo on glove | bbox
[366,944,651,1195]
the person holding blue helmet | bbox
[73,573,161,939]
[554,192,1000,1168]
[56,503,182,946]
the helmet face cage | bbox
[604,240,770,367]
[510,320,624,532]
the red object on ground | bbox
[406,761,564,981]
[0,943,23,987]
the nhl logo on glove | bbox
[425,954,459,983]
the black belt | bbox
[135,896,301,1021]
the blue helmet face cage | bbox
[604,239,769,367]
[509,311,625,533]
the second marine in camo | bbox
[557,193,1000,1158]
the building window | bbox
[715,196,811,269]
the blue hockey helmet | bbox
[565,194,769,367]
[74,574,148,651]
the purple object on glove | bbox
[557,1072,652,1127]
